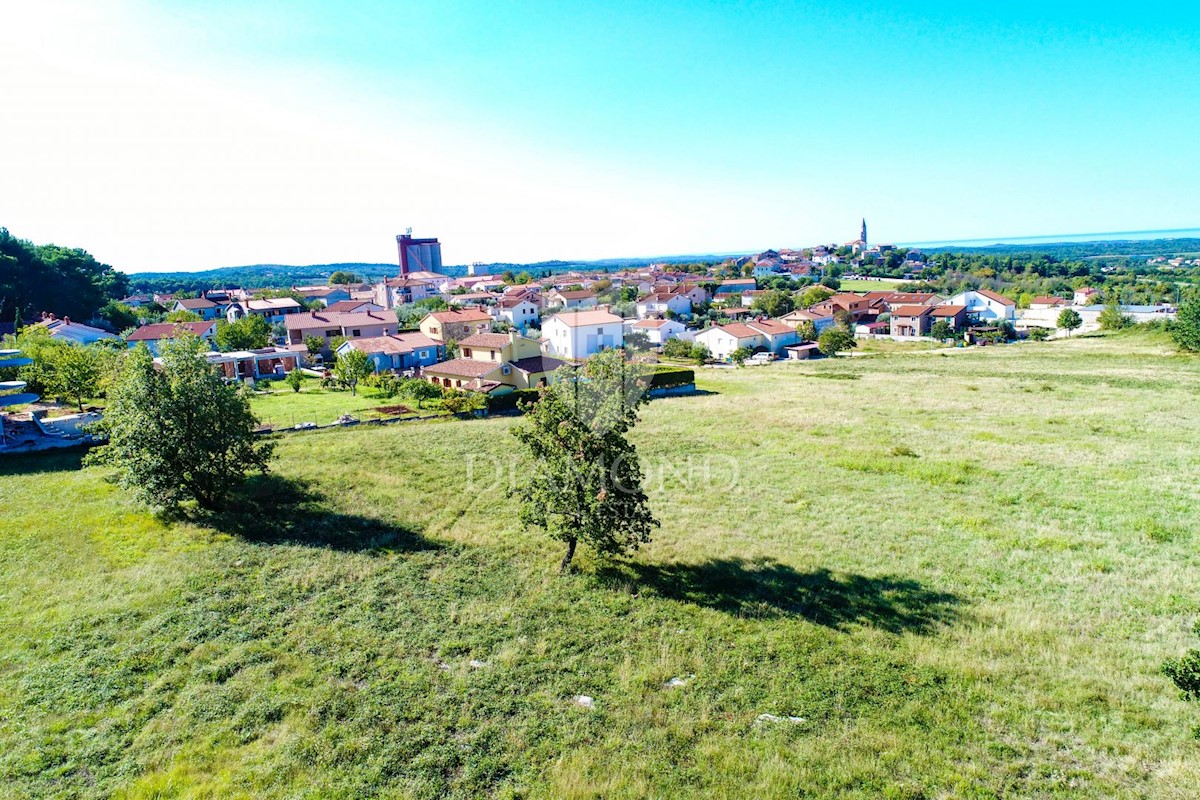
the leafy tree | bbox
[819,275,841,290]
[215,315,271,351]
[1098,303,1130,331]
[691,343,710,366]
[49,343,102,411]
[334,348,372,395]
[730,346,753,366]
[1028,327,1051,341]
[0,228,129,324]
[929,320,954,341]
[165,309,202,323]
[1057,308,1083,336]
[304,336,326,360]
[662,338,694,360]
[1171,298,1200,351]
[751,289,795,318]
[98,301,138,331]
[510,350,659,572]
[285,367,304,393]
[441,387,486,415]
[817,327,857,357]
[797,320,818,342]
[799,286,836,308]
[624,330,651,351]
[87,336,273,512]
[402,379,441,409]
[328,270,359,285]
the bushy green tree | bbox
[216,315,271,351]
[751,289,794,318]
[1057,308,1083,336]
[334,348,372,395]
[285,367,304,393]
[662,337,694,360]
[49,343,102,411]
[730,346,752,366]
[328,270,360,285]
[929,320,954,341]
[1171,298,1200,351]
[1163,621,1200,702]
[799,285,836,308]
[402,379,441,409]
[304,336,326,360]
[165,309,202,323]
[441,387,486,415]
[690,342,709,366]
[87,335,273,512]
[1098,303,1130,331]
[98,301,138,331]
[510,349,659,572]
[818,327,857,357]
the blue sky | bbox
[1,1,1197,271]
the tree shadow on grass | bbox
[190,472,438,553]
[0,448,87,477]
[595,557,961,634]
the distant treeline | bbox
[923,237,1200,261]
[0,227,129,326]
[125,254,729,294]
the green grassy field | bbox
[247,376,441,428]
[2,331,1199,798]
[835,278,908,291]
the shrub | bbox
[1172,298,1200,351]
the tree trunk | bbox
[559,537,577,574]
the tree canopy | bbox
[511,350,659,572]
[0,228,129,325]
[87,334,273,512]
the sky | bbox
[1,1,1198,272]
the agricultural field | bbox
[2,331,1199,798]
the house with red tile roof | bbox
[423,331,569,392]
[285,309,399,352]
[890,305,935,338]
[335,332,444,373]
[126,321,218,355]
[418,309,494,343]
[693,319,799,361]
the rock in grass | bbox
[755,713,804,724]
[573,695,595,709]
[665,674,695,688]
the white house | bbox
[630,318,686,345]
[543,310,624,360]
[496,296,541,332]
[32,315,119,345]
[636,292,691,319]
[694,320,798,361]
[546,289,599,310]
[226,298,303,324]
[944,289,1016,322]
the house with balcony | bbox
[945,289,1016,322]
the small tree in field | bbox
[1098,302,1130,331]
[285,367,304,393]
[334,348,372,395]
[1057,308,1083,336]
[87,336,273,512]
[818,327,857,357]
[730,346,752,367]
[511,349,659,572]
[402,379,441,409]
[691,343,710,366]
[1171,298,1200,351]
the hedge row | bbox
[487,388,541,412]
[646,367,695,388]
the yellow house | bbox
[424,332,571,392]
